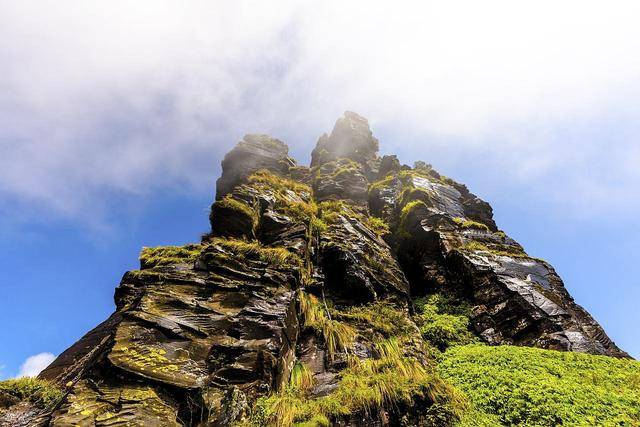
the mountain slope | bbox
[1,112,635,426]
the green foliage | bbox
[309,217,327,234]
[289,362,314,393]
[398,200,428,237]
[211,238,302,269]
[414,294,477,351]
[452,217,490,232]
[332,301,415,340]
[368,174,396,194]
[215,195,258,226]
[364,216,390,237]
[248,170,311,196]
[0,377,63,410]
[460,241,540,261]
[249,338,465,427]
[247,170,317,224]
[298,291,356,361]
[139,244,202,269]
[439,345,640,426]
[325,158,361,181]
[399,187,431,207]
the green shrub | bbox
[414,294,477,350]
[0,377,63,410]
[439,345,640,426]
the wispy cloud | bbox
[1,0,639,229]
[16,352,56,378]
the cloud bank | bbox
[1,0,639,228]
[17,352,55,378]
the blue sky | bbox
[1,1,639,377]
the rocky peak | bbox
[215,134,295,200]
[2,114,630,427]
[311,111,379,176]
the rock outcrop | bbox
[1,112,627,426]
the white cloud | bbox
[1,0,639,227]
[17,352,56,378]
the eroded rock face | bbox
[4,112,627,426]
[369,168,627,358]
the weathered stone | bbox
[313,158,369,202]
[311,111,380,179]
[215,134,295,200]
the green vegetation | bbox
[364,216,390,237]
[317,199,349,224]
[399,187,431,207]
[0,377,63,410]
[248,170,311,196]
[323,158,362,181]
[211,238,302,269]
[139,244,202,269]
[309,216,327,234]
[398,200,428,237]
[289,362,314,394]
[367,174,396,195]
[248,338,465,427]
[215,195,259,226]
[247,170,317,224]
[460,241,540,261]
[298,291,356,361]
[414,295,478,351]
[331,301,415,340]
[452,217,490,232]
[439,345,640,426]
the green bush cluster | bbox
[414,294,477,351]
[0,377,63,411]
[439,345,640,426]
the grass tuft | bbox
[452,217,490,232]
[211,238,302,269]
[298,291,356,360]
[139,244,202,269]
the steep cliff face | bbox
[1,112,629,426]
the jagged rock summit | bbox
[1,112,629,426]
